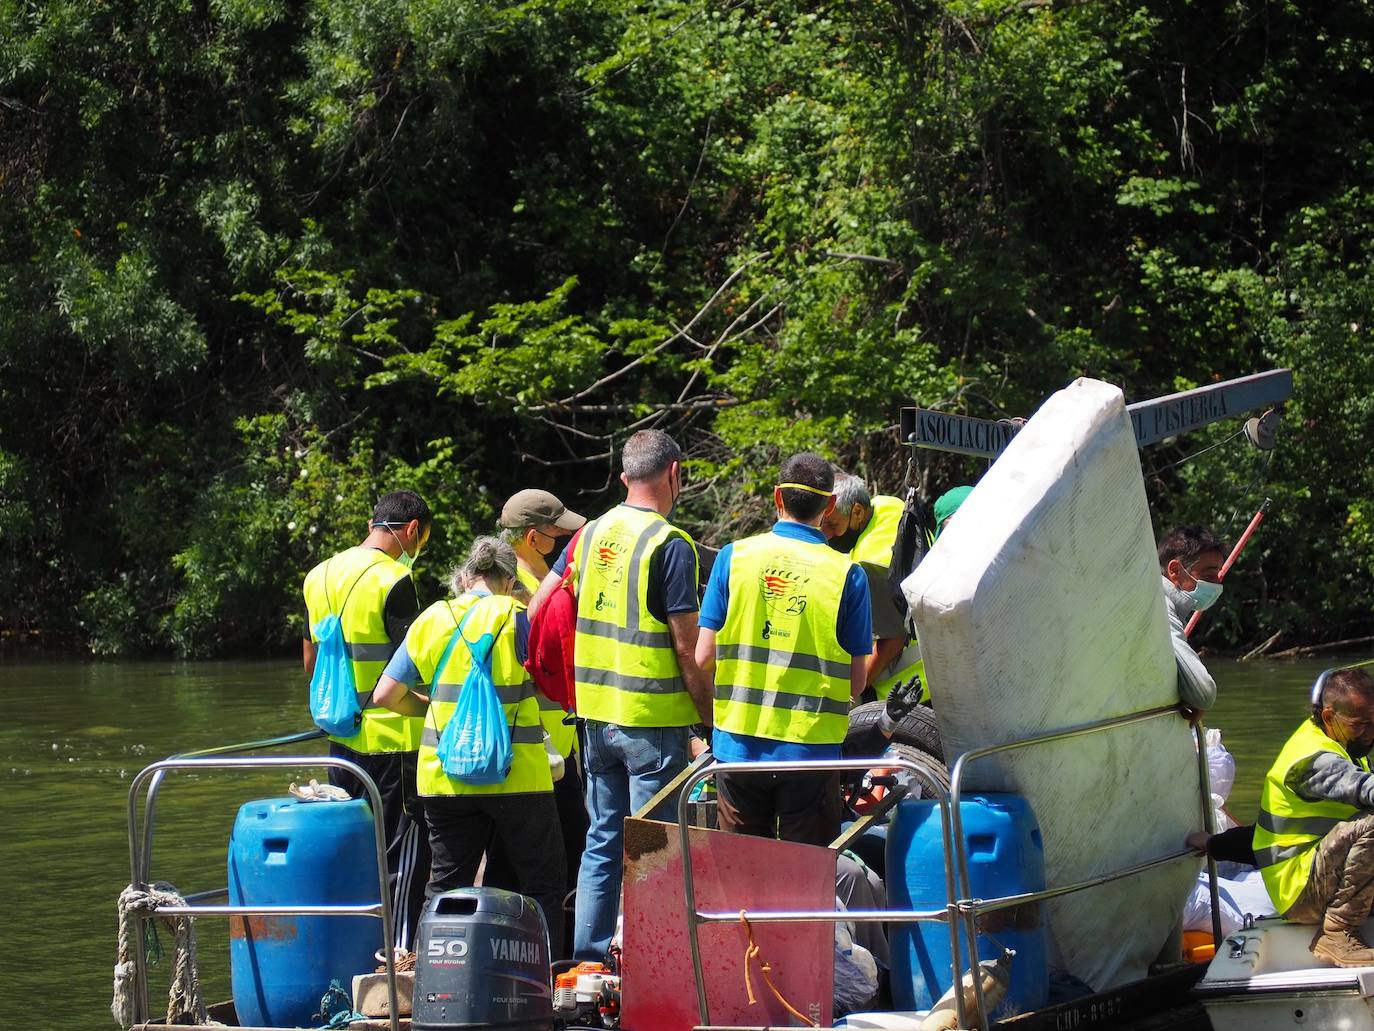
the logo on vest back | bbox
[589,528,630,610]
[586,529,632,614]
[756,562,813,640]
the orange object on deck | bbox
[555,962,611,991]
[1183,931,1215,963]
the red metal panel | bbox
[621,818,836,1030]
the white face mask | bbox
[378,523,420,570]
[1186,573,1223,611]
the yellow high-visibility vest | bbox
[1254,719,1372,913]
[411,593,551,797]
[304,546,422,753]
[850,494,921,701]
[712,531,855,745]
[871,645,926,703]
[515,565,540,597]
[571,505,699,728]
[850,494,905,568]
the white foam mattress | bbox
[903,377,1201,991]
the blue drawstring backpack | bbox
[433,607,516,785]
[309,556,386,737]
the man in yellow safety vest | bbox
[500,488,586,604]
[697,453,872,845]
[1254,667,1374,967]
[492,488,587,939]
[302,489,431,950]
[529,429,713,961]
[822,474,919,700]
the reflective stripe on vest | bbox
[571,506,699,728]
[419,724,547,748]
[712,531,855,745]
[716,643,851,680]
[537,693,577,757]
[1254,719,1370,913]
[303,546,421,754]
[850,495,905,568]
[409,593,552,797]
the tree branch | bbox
[528,397,740,416]
[554,253,767,405]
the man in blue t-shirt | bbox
[695,453,872,845]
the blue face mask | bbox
[1186,574,1223,612]
[378,523,420,570]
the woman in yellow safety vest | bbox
[372,536,566,951]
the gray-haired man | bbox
[530,429,713,961]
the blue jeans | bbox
[573,720,689,960]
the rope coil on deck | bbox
[113,882,212,1027]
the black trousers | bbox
[328,743,432,951]
[426,791,567,953]
[716,768,843,847]
[483,752,589,959]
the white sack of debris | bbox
[904,376,1201,991]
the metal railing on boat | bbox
[675,706,1222,1031]
[124,730,402,1031]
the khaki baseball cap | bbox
[499,488,586,531]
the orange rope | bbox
[739,910,819,1028]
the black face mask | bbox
[538,531,571,565]
[1350,739,1374,760]
[828,526,862,553]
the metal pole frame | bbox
[125,745,400,1031]
[676,756,966,1030]
[947,704,1207,1031]
[137,729,326,885]
[128,729,329,1023]
[1194,722,1224,949]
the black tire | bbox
[844,700,943,761]
[841,702,947,808]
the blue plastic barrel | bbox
[228,797,382,1027]
[887,793,1048,1018]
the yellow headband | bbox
[776,481,834,498]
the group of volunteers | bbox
[303,424,1374,977]
[301,429,962,962]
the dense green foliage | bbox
[2,0,1372,656]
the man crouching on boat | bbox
[1255,667,1374,967]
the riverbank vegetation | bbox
[3,0,1372,656]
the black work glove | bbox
[877,674,922,736]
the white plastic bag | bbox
[1204,728,1236,802]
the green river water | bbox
[1,655,1366,1030]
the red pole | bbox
[1185,497,1272,638]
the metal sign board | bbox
[1124,369,1293,447]
[900,369,1293,458]
[899,408,1022,458]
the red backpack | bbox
[524,527,582,711]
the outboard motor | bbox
[413,887,554,1030]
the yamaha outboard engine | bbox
[413,887,554,1030]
